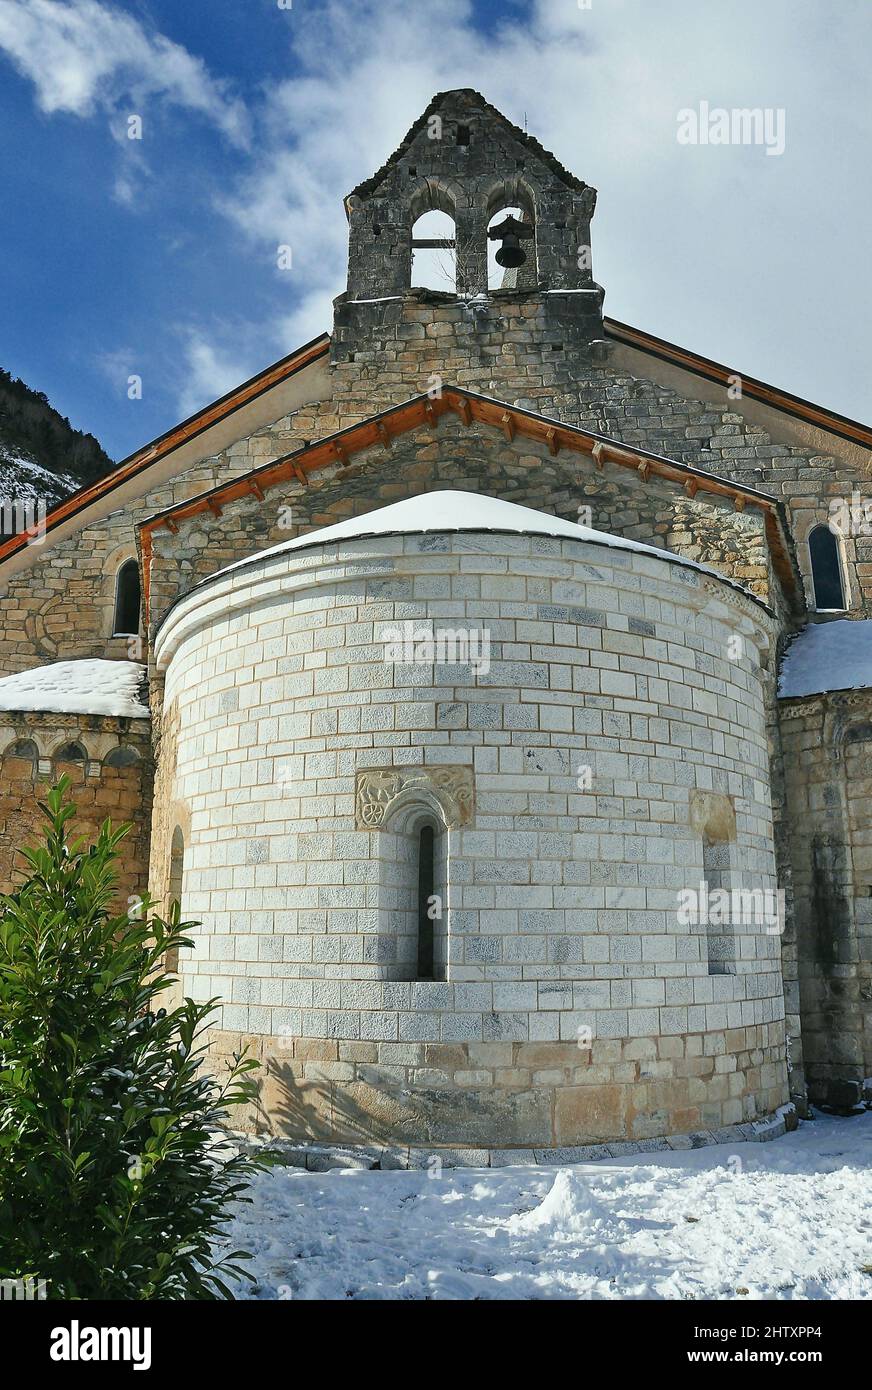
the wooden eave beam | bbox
[141,388,799,598]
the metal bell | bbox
[495,233,526,268]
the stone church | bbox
[0,90,869,1156]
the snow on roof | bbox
[212,490,730,586]
[778,619,872,698]
[0,660,149,719]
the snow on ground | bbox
[0,659,149,718]
[778,619,872,697]
[224,1112,872,1301]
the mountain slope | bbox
[0,369,113,539]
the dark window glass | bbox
[417,825,435,980]
[114,560,141,635]
[809,525,845,610]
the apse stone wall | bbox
[153,526,787,1148]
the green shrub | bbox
[0,779,262,1299]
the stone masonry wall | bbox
[0,712,152,909]
[1,290,863,683]
[146,413,786,636]
[778,690,872,1102]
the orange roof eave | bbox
[139,385,801,606]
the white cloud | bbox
[217,0,872,420]
[176,332,256,421]
[0,0,249,145]
[4,0,869,422]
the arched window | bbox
[4,738,38,763]
[104,745,141,768]
[114,559,141,636]
[411,209,456,292]
[410,816,449,981]
[53,741,87,783]
[3,739,38,780]
[54,742,87,764]
[809,525,846,611]
[487,197,537,291]
[379,800,449,981]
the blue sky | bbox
[0,0,869,462]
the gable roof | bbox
[4,316,868,584]
[604,318,872,452]
[778,619,872,699]
[0,332,330,570]
[347,89,591,204]
[139,385,801,609]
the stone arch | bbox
[1,737,40,789]
[408,177,459,223]
[795,516,849,613]
[103,744,142,769]
[51,739,89,783]
[484,177,538,291]
[380,784,454,836]
[411,208,457,294]
[3,737,38,763]
[408,179,462,294]
[483,174,538,223]
[52,739,88,762]
[50,739,87,783]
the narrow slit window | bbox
[114,559,141,636]
[417,824,435,980]
[809,525,845,610]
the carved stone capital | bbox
[355,764,474,830]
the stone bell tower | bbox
[332,89,605,363]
